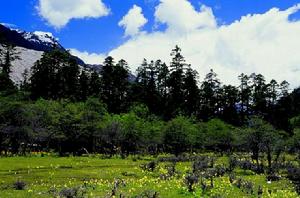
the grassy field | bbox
[0,154,298,198]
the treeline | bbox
[0,96,300,159]
[0,44,300,156]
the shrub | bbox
[13,180,26,190]
[141,161,157,172]
[166,162,177,177]
[228,156,238,172]
[286,165,300,194]
[266,173,281,182]
[258,185,263,196]
[185,173,199,192]
[59,186,86,198]
[229,173,236,184]
[111,179,126,196]
[236,178,242,189]
[214,165,227,177]
[136,190,159,198]
[244,181,254,194]
[192,157,210,173]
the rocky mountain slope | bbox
[0,24,84,84]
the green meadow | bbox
[0,154,298,198]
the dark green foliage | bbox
[205,119,235,153]
[192,156,211,173]
[167,46,186,117]
[287,165,300,194]
[141,161,157,172]
[58,186,87,198]
[1,45,300,159]
[185,173,198,192]
[30,49,80,100]
[136,190,159,198]
[258,185,263,196]
[228,156,238,172]
[199,69,221,120]
[163,116,197,155]
[0,44,18,92]
[13,180,26,190]
[100,57,129,113]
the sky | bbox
[1,0,300,87]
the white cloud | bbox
[155,0,216,34]
[106,1,300,88]
[118,5,148,37]
[37,0,110,28]
[69,48,105,65]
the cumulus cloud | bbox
[154,0,216,34]
[118,5,148,37]
[69,48,105,65]
[107,1,300,87]
[37,0,110,28]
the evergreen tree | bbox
[1,44,19,75]
[89,70,101,97]
[58,58,80,100]
[134,59,160,114]
[156,60,169,99]
[238,73,252,123]
[155,60,169,118]
[267,79,279,107]
[167,45,187,118]
[0,44,19,92]
[100,57,130,113]
[279,80,290,98]
[183,65,199,117]
[78,70,89,101]
[129,59,149,106]
[101,56,115,111]
[30,49,79,100]
[113,59,130,113]
[20,69,30,92]
[220,85,239,125]
[200,69,221,120]
[250,73,268,116]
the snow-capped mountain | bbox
[20,30,63,50]
[0,24,65,52]
[0,24,84,84]
[0,24,135,84]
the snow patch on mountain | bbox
[34,31,57,43]
[20,31,59,48]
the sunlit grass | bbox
[0,155,298,197]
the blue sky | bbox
[1,0,300,87]
[1,0,299,53]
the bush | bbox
[13,180,26,190]
[166,162,177,177]
[258,185,263,196]
[59,186,86,198]
[185,173,199,192]
[266,173,281,182]
[141,161,157,172]
[136,190,159,198]
[286,165,300,194]
[214,165,227,177]
[228,156,238,172]
[192,156,211,173]
[229,173,236,184]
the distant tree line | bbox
[1,42,300,157]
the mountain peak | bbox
[0,24,63,52]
